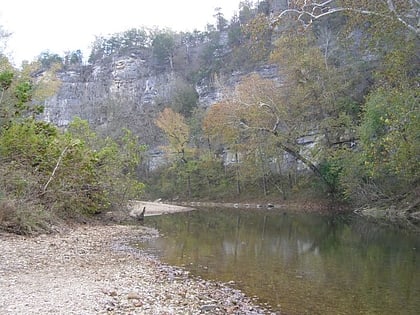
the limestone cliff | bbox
[43,54,178,147]
[42,51,278,149]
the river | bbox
[138,207,420,314]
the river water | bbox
[139,207,420,314]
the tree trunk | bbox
[187,175,191,198]
[277,141,333,189]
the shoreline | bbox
[0,222,274,314]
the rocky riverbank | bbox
[0,223,275,314]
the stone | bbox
[127,292,141,300]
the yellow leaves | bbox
[203,73,286,146]
[203,99,241,144]
[155,108,190,155]
[241,13,272,63]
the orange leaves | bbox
[203,99,241,144]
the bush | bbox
[0,197,56,235]
[0,118,146,234]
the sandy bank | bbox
[128,200,195,217]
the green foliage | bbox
[0,60,146,233]
[0,116,146,233]
[359,86,419,183]
[14,81,32,106]
[0,70,13,90]
[64,50,83,67]
[169,81,199,117]
[1,60,61,129]
[0,119,56,169]
[152,30,176,69]
[37,51,63,69]
[88,28,150,62]
[318,158,344,195]
[242,13,272,64]
[67,119,146,207]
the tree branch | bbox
[259,102,281,133]
[42,144,72,194]
[274,1,420,35]
[239,118,332,188]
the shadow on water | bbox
[138,208,420,315]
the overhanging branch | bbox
[239,119,332,188]
[273,1,419,35]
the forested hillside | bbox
[147,0,419,223]
[1,0,419,233]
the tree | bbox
[242,13,273,64]
[203,73,335,191]
[214,7,228,31]
[152,30,176,70]
[88,28,151,63]
[155,108,190,162]
[238,1,255,25]
[64,50,83,67]
[0,59,61,128]
[155,108,201,198]
[273,0,419,36]
[163,78,199,117]
[271,0,420,205]
[87,125,146,206]
[37,51,63,69]
[359,87,419,182]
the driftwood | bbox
[136,206,146,221]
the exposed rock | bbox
[127,292,142,300]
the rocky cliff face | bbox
[42,50,279,148]
[43,53,177,147]
[38,0,294,163]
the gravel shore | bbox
[0,222,275,314]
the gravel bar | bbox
[0,224,278,314]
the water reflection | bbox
[140,208,420,315]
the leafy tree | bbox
[37,51,63,69]
[0,59,60,128]
[258,0,271,15]
[214,8,228,31]
[155,107,198,197]
[88,28,151,63]
[242,13,273,64]
[270,0,419,207]
[155,107,190,162]
[238,1,255,25]
[168,79,199,117]
[64,50,83,66]
[344,82,420,207]
[152,30,176,70]
[67,119,146,206]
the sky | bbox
[0,0,242,66]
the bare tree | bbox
[273,0,419,35]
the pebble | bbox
[0,225,276,314]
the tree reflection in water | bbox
[140,208,420,315]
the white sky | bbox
[0,0,242,66]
